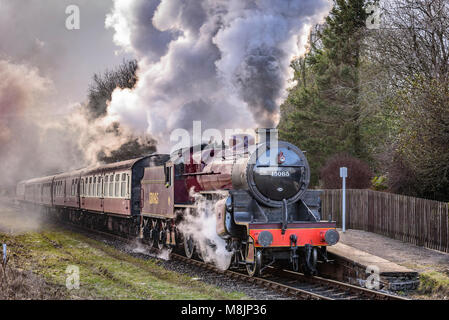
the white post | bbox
[340,167,348,233]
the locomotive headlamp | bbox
[324,229,340,245]
[257,231,273,247]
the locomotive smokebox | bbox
[231,139,310,207]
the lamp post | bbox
[340,167,347,233]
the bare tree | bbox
[363,0,449,200]
[87,59,138,119]
[365,0,449,86]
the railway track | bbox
[57,220,409,300]
[171,254,408,300]
[1,200,408,300]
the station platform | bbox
[317,229,425,291]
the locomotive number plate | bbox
[256,168,290,177]
[271,170,290,177]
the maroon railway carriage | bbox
[17,155,171,237]
[17,176,53,206]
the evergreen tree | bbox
[279,0,368,185]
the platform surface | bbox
[327,242,414,274]
[330,229,449,274]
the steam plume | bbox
[105,0,331,150]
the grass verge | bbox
[416,271,449,299]
[0,229,248,300]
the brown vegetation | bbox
[319,153,373,189]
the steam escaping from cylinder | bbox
[129,239,171,260]
[105,0,332,150]
[177,190,233,270]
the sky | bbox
[0,0,130,108]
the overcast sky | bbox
[0,0,131,108]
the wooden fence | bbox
[320,189,449,253]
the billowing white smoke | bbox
[177,191,233,270]
[0,59,146,187]
[0,59,80,186]
[105,0,331,151]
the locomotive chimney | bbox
[256,128,278,146]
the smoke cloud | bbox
[0,59,147,188]
[0,59,76,186]
[0,1,145,189]
[105,0,331,151]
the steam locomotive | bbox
[16,128,339,276]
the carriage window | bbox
[115,174,120,197]
[121,173,126,197]
[97,177,102,197]
[109,175,113,197]
[104,176,109,197]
